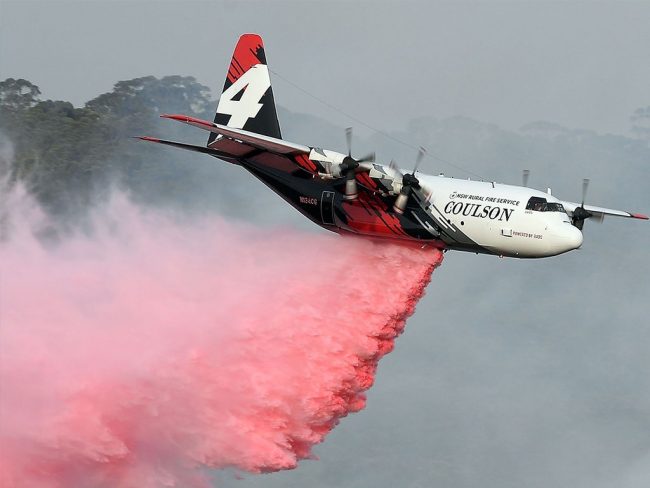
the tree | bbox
[86,76,212,118]
[1,75,218,222]
[0,78,41,112]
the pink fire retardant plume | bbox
[0,192,443,487]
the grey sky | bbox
[2,2,650,488]
[1,1,650,136]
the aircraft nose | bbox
[565,225,583,250]
[548,224,584,256]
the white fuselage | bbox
[311,149,585,258]
[418,175,583,257]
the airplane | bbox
[139,33,647,259]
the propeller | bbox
[571,178,593,230]
[390,147,428,214]
[522,169,530,187]
[340,127,375,200]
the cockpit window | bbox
[543,202,565,212]
[526,197,547,211]
[526,197,565,213]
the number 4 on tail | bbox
[216,64,271,129]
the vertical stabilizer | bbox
[209,34,281,146]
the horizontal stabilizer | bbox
[136,136,237,161]
[160,114,310,156]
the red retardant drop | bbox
[0,194,443,487]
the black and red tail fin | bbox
[209,33,281,146]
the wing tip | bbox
[161,114,213,127]
[630,213,649,220]
[160,113,188,122]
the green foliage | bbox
[0,76,215,219]
[0,78,41,112]
[87,75,211,118]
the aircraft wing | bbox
[561,201,649,221]
[160,114,311,156]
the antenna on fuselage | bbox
[522,169,530,187]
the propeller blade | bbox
[345,127,353,157]
[339,127,376,201]
[581,178,590,207]
[413,146,427,173]
[523,169,530,187]
[389,159,404,179]
[357,152,375,163]
[423,186,433,203]
[389,157,432,213]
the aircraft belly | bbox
[461,213,569,258]
[243,163,331,228]
[242,161,446,244]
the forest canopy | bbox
[0,76,215,219]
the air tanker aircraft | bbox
[140,34,647,258]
